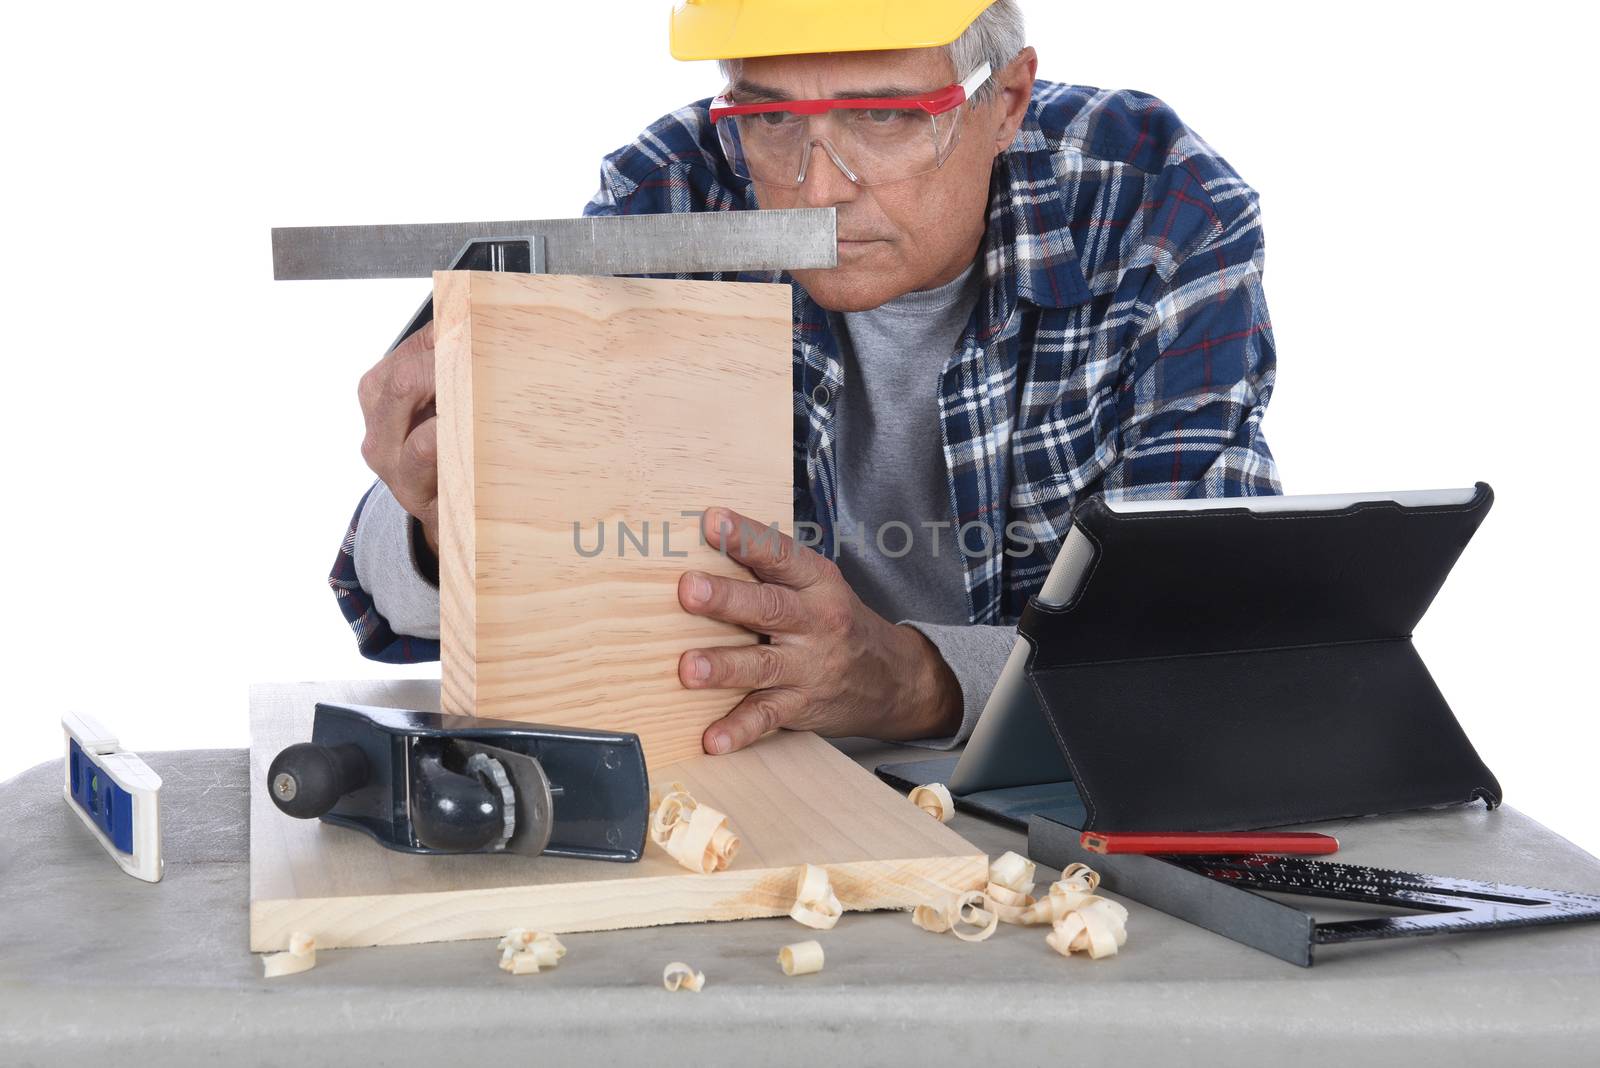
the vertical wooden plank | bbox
[432,271,793,768]
[434,271,478,717]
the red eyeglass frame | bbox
[708,62,991,123]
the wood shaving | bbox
[649,782,740,874]
[951,890,999,943]
[788,863,843,930]
[909,887,998,942]
[908,858,1126,955]
[261,931,317,979]
[908,782,955,823]
[777,940,825,976]
[1046,897,1130,959]
[989,851,1036,892]
[497,928,567,974]
[1023,862,1106,926]
[994,862,1129,958]
[912,900,954,933]
[662,961,706,992]
[1059,862,1101,893]
[984,882,1037,925]
[985,850,1038,925]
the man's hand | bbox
[357,322,440,553]
[678,507,963,754]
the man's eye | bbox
[753,111,792,126]
[864,109,905,123]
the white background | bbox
[4,2,1596,853]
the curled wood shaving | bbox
[951,890,999,943]
[662,961,706,992]
[909,859,1126,955]
[261,931,317,979]
[649,782,740,874]
[1060,862,1101,893]
[788,864,843,930]
[908,782,955,823]
[777,940,825,976]
[984,882,1037,925]
[912,901,954,933]
[989,851,1037,892]
[1022,862,1106,926]
[497,928,567,974]
[985,850,1039,925]
[1001,862,1129,958]
[1046,897,1130,959]
[909,887,999,942]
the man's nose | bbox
[796,140,860,208]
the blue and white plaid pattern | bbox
[332,80,1281,659]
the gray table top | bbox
[5,681,1600,1067]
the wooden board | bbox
[433,270,793,769]
[249,682,987,951]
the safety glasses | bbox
[709,62,991,188]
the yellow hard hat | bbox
[669,0,998,61]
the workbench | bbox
[4,679,1599,1066]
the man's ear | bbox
[990,46,1038,155]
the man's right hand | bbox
[358,321,440,554]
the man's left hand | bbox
[678,507,963,755]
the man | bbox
[334,0,1281,758]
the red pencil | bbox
[1079,831,1340,856]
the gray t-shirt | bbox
[835,260,980,623]
[353,259,1015,748]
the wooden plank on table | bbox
[248,682,988,951]
[433,270,794,770]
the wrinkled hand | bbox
[678,507,963,754]
[357,322,439,553]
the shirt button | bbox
[811,384,830,406]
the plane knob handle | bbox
[268,742,369,819]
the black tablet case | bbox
[1016,483,1502,832]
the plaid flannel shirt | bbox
[330,79,1282,661]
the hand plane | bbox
[266,702,649,861]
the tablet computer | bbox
[948,486,1484,798]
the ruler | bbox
[271,207,838,281]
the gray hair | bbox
[946,0,1026,102]
[718,0,1026,104]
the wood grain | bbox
[249,682,987,951]
[433,270,793,769]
